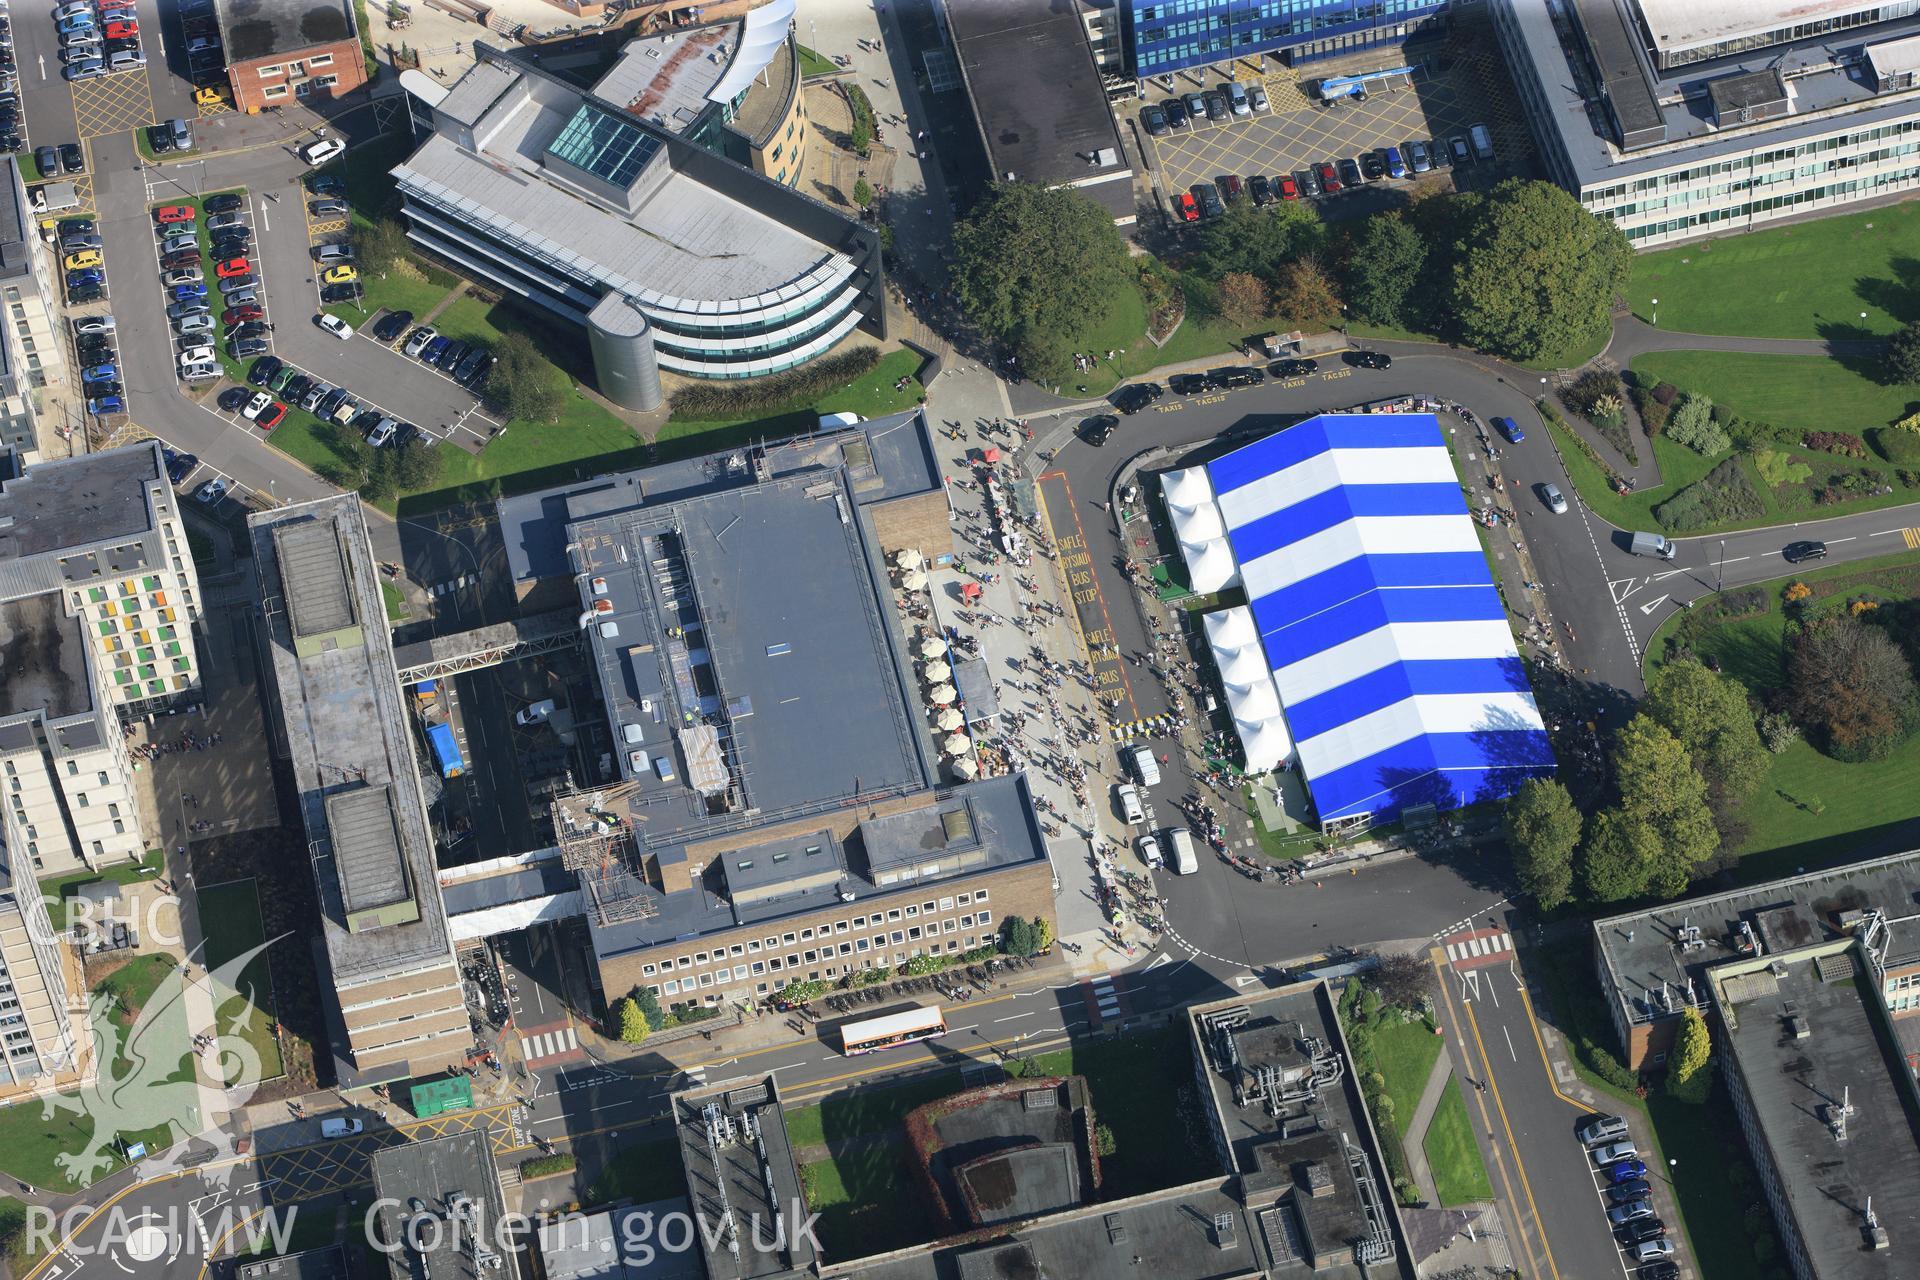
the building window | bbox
[262,85,289,100]
[258,64,284,76]
[308,53,333,67]
[642,964,657,976]
[891,930,905,944]
[746,940,760,954]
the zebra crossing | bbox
[1085,974,1125,1029]
[519,1023,582,1066]
[1443,928,1513,970]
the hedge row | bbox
[521,1153,576,1179]
[1653,457,1766,531]
[668,347,883,420]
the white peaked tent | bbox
[1163,466,1215,508]
[1161,468,1241,594]
[1184,538,1239,594]
[1204,606,1293,773]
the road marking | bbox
[996,1012,1035,1022]
[1638,594,1668,615]
[1503,1025,1517,1062]
[1829,536,1857,543]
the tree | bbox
[1788,616,1920,761]
[1580,716,1720,901]
[1665,395,1729,455]
[1451,179,1631,362]
[952,182,1140,384]
[612,996,649,1044]
[1671,1006,1710,1084]
[1191,196,1324,282]
[1270,254,1341,328]
[632,985,664,1026]
[1641,658,1770,808]
[1030,915,1055,953]
[1094,1123,1117,1157]
[358,219,411,276]
[1366,951,1432,1009]
[1886,320,1920,384]
[391,439,442,493]
[1503,778,1581,909]
[1215,271,1270,327]
[488,331,563,423]
[1001,915,1037,957]
[852,177,873,207]
[1345,213,1428,327]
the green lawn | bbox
[1369,1018,1446,1140]
[1643,556,1920,876]
[195,879,285,1085]
[1634,350,1920,439]
[656,349,928,463]
[330,266,460,330]
[799,1145,931,1260]
[784,1071,961,1150]
[381,580,407,621]
[1422,1086,1494,1206]
[584,1135,684,1206]
[1545,411,1743,529]
[796,43,837,77]
[38,849,163,931]
[1628,200,1920,338]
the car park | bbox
[1345,350,1392,370]
[1783,539,1828,562]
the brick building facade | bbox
[226,36,365,113]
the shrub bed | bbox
[1802,430,1867,458]
[1870,425,1920,465]
[668,347,882,420]
[521,1153,576,1179]
[1653,457,1766,531]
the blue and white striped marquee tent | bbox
[1162,413,1554,823]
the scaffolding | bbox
[550,784,659,926]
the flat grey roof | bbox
[0,594,94,721]
[324,786,411,915]
[250,497,454,982]
[274,521,357,639]
[591,772,1048,958]
[1506,0,1920,187]
[538,1201,699,1280]
[1715,951,1920,1280]
[947,0,1128,190]
[593,24,731,134]
[1594,850,1920,1034]
[397,49,844,312]
[671,1078,811,1279]
[235,1247,347,1280]
[215,0,355,65]
[1637,0,1877,56]
[498,410,940,584]
[570,469,928,830]
[370,1132,503,1280]
[0,159,34,284]
[0,441,161,562]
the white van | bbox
[516,698,556,726]
[1166,828,1198,875]
[818,411,862,429]
[1127,744,1160,787]
[320,1117,362,1139]
[300,137,346,166]
[1115,783,1145,825]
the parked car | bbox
[60,232,104,252]
[1176,191,1199,222]
[1203,92,1228,122]
[319,283,360,304]
[1248,83,1268,113]
[219,386,251,411]
[1407,139,1433,172]
[59,143,84,173]
[1195,182,1224,218]
[314,242,353,262]
[204,193,244,213]
[1217,174,1242,202]
[86,395,125,415]
[1383,145,1408,178]
[1450,135,1473,166]
[82,363,118,384]
[174,314,213,335]
[1080,414,1117,447]
[63,249,101,271]
[1276,174,1299,200]
[1296,167,1322,197]
[403,326,436,358]
[1208,366,1263,389]
[321,264,357,285]
[1607,1178,1651,1204]
[176,345,214,365]
[1619,1219,1667,1244]
[154,205,196,224]
[1359,151,1386,181]
[1163,98,1188,130]
[1248,174,1273,205]
[1319,160,1343,192]
[299,137,345,166]
[66,284,105,303]
[1607,1200,1654,1225]
[1344,350,1392,370]
[228,336,269,358]
[454,347,492,383]
[256,401,286,431]
[214,257,250,279]
[32,144,55,174]
[162,449,198,484]
[1428,136,1451,169]
[66,267,103,288]
[305,175,345,197]
[1112,381,1162,414]
[194,478,228,505]
[165,118,192,151]
[365,418,396,448]
[216,273,255,294]
[437,339,468,371]
[1269,358,1317,378]
[309,199,347,217]
[1140,104,1168,137]
[173,291,212,312]
[1577,1114,1629,1146]
[318,313,353,340]
[1608,1158,1648,1183]
[1632,1239,1674,1264]
[164,268,203,286]
[223,305,264,325]
[63,59,106,81]
[240,390,272,420]
[74,315,117,336]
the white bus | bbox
[839,1005,947,1056]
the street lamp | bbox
[1651,297,1658,325]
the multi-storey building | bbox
[249,497,468,1085]
[0,836,78,1087]
[1495,0,1920,248]
[213,0,366,113]
[1120,0,1449,74]
[0,159,64,452]
[484,410,1059,1010]
[0,443,203,876]
[394,38,882,409]
[590,0,811,188]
